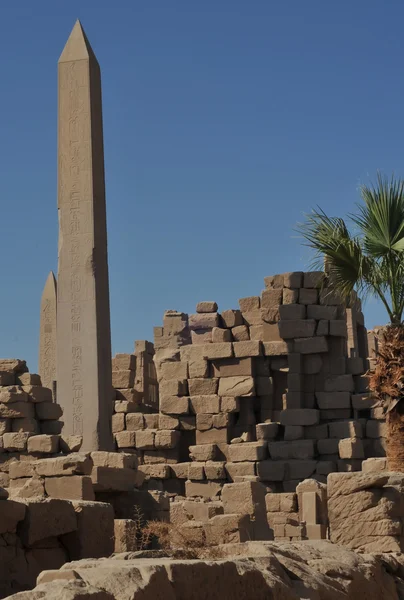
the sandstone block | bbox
[196,413,213,430]
[304,424,328,439]
[222,480,266,516]
[112,370,135,389]
[115,431,136,448]
[188,378,218,395]
[303,271,324,288]
[160,395,189,415]
[329,320,347,337]
[188,462,205,480]
[112,353,136,371]
[114,518,138,552]
[239,296,260,311]
[35,454,92,477]
[179,415,196,430]
[62,501,114,559]
[185,480,222,499]
[191,329,212,345]
[91,451,137,470]
[189,312,219,330]
[212,358,253,378]
[261,289,282,309]
[231,325,250,341]
[284,425,304,440]
[195,428,228,444]
[212,327,232,343]
[284,272,303,288]
[220,397,240,413]
[114,399,140,413]
[190,395,220,413]
[225,462,256,481]
[0,499,26,533]
[27,435,59,454]
[262,341,290,355]
[125,413,145,431]
[307,305,338,320]
[111,413,125,433]
[155,430,180,449]
[260,308,280,324]
[188,359,209,378]
[280,409,319,426]
[205,513,253,544]
[19,498,77,546]
[264,274,284,288]
[202,343,233,360]
[92,466,142,491]
[256,422,279,440]
[158,414,179,430]
[269,440,315,460]
[241,311,262,326]
[204,461,226,480]
[218,376,254,397]
[279,304,306,320]
[228,442,267,462]
[233,341,261,357]
[160,361,188,381]
[159,379,188,397]
[212,412,230,428]
[35,403,63,420]
[294,336,328,354]
[317,439,339,454]
[23,386,53,403]
[135,429,155,449]
[329,420,362,438]
[283,288,299,304]
[3,432,30,451]
[221,309,243,328]
[366,420,387,438]
[316,392,351,409]
[257,460,286,481]
[196,301,218,313]
[45,475,95,501]
[11,418,39,433]
[0,401,34,419]
[299,288,318,305]
[189,444,217,461]
[338,438,365,459]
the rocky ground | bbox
[7,540,404,599]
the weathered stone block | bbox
[279,304,306,320]
[27,435,59,454]
[3,432,30,451]
[190,395,220,414]
[189,313,219,330]
[196,301,218,313]
[228,442,267,462]
[231,325,250,341]
[115,430,136,448]
[261,289,282,309]
[294,336,328,354]
[338,438,365,459]
[155,430,180,449]
[239,296,260,312]
[221,309,243,328]
[160,395,189,415]
[218,376,255,397]
[35,403,63,420]
[202,343,233,360]
[188,378,218,395]
[212,358,253,378]
[195,428,228,444]
[256,422,279,440]
[62,500,114,559]
[185,480,222,499]
[316,392,351,409]
[233,341,261,357]
[257,460,286,481]
[269,440,315,460]
[45,475,95,501]
[19,498,77,546]
[212,327,232,343]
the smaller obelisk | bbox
[39,271,57,393]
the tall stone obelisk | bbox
[39,271,57,392]
[57,21,113,451]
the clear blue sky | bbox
[0,1,402,372]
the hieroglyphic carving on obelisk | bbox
[57,20,113,450]
[39,271,57,392]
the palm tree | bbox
[297,173,404,471]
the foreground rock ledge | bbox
[7,540,404,599]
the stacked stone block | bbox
[328,471,404,552]
[0,359,70,487]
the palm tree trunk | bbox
[386,403,404,471]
